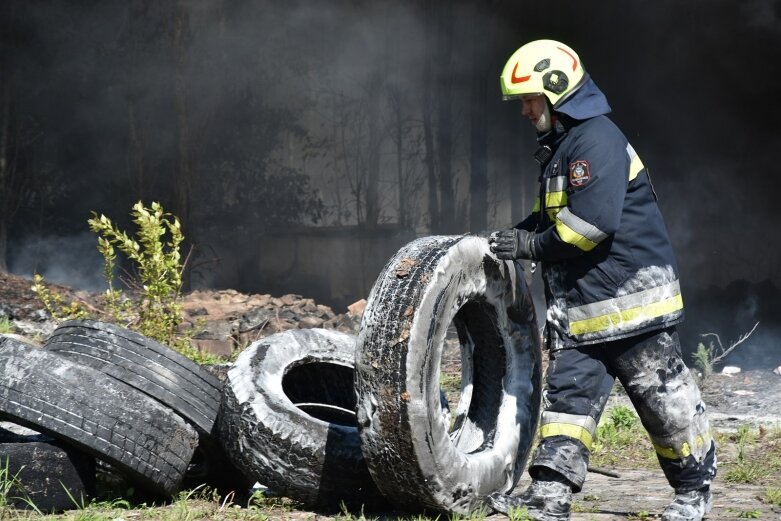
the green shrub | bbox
[34,201,220,364]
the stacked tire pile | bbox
[0,234,542,516]
[0,321,237,511]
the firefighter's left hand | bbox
[488,228,537,260]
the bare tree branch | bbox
[701,321,760,366]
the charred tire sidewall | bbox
[355,235,542,514]
[0,423,96,512]
[0,336,198,496]
[42,320,238,491]
[218,328,384,510]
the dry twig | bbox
[701,321,759,366]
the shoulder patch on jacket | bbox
[569,160,591,187]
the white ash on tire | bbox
[355,234,543,514]
[217,328,385,509]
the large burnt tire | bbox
[0,422,96,512]
[0,336,198,496]
[43,319,221,436]
[355,234,543,514]
[218,328,384,510]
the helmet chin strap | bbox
[534,101,553,132]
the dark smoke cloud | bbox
[10,233,106,291]
[3,0,780,362]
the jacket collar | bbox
[553,73,612,120]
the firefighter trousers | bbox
[529,326,716,493]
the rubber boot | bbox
[661,487,713,521]
[486,479,572,521]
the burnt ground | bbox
[1,272,781,519]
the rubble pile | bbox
[181,289,362,357]
[0,271,362,355]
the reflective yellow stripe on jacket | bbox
[568,279,684,337]
[544,175,568,219]
[554,207,609,252]
[626,143,645,181]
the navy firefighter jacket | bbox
[515,75,684,349]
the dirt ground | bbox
[251,464,775,521]
[492,468,776,520]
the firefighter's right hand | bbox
[488,228,537,260]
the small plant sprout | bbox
[763,486,781,506]
[508,505,533,521]
[694,322,759,384]
[0,316,13,334]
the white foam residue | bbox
[617,265,677,297]
[574,265,681,340]
[228,340,260,404]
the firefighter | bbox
[486,40,716,521]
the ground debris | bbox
[0,272,361,357]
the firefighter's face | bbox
[521,94,552,132]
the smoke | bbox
[2,0,780,353]
[9,233,107,291]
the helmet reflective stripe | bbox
[500,39,587,106]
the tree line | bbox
[0,0,542,277]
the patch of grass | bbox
[691,342,713,384]
[333,502,378,521]
[507,505,532,521]
[439,371,461,396]
[763,486,781,507]
[0,316,14,334]
[590,405,656,469]
[61,482,128,520]
[722,425,781,484]
[571,501,599,513]
[725,461,770,484]
[447,507,488,521]
[246,489,299,512]
[0,458,40,514]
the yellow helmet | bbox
[500,39,586,107]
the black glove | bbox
[488,228,538,260]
